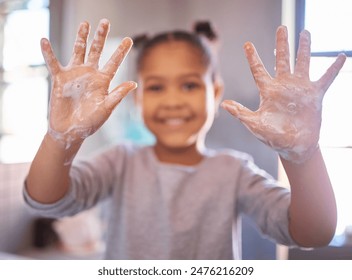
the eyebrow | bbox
[144,73,203,83]
[179,73,203,79]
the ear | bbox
[213,77,224,115]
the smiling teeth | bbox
[164,118,185,126]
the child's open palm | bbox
[222,26,346,163]
[41,19,136,148]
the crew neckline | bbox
[144,145,215,171]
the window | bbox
[0,0,50,163]
[299,0,352,244]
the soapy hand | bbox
[41,19,137,148]
[221,26,346,163]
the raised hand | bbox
[221,26,346,163]
[41,19,137,149]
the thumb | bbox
[221,100,255,122]
[104,81,137,112]
[221,100,260,135]
[316,53,346,95]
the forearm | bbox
[26,133,82,204]
[281,147,337,247]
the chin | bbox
[156,136,198,150]
[159,141,194,150]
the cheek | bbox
[195,92,212,115]
[141,97,158,123]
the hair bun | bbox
[132,34,149,49]
[193,21,218,41]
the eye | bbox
[182,81,200,92]
[145,84,164,93]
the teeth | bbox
[164,118,185,126]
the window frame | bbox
[296,0,352,58]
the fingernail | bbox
[100,18,110,25]
[41,38,48,45]
[243,42,251,50]
[122,37,133,46]
[221,101,232,110]
[128,81,138,89]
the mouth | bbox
[154,116,194,128]
[164,118,186,126]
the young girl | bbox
[24,18,346,259]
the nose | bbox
[161,88,185,109]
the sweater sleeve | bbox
[235,153,296,246]
[23,144,127,218]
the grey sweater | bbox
[24,144,295,259]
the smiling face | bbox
[137,41,221,154]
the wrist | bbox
[279,144,320,165]
[46,128,84,150]
[44,131,82,165]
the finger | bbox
[244,42,271,90]
[221,99,256,122]
[101,37,133,78]
[68,21,90,66]
[104,81,138,112]
[294,30,311,78]
[316,53,346,95]
[41,38,61,76]
[275,25,291,76]
[87,18,110,68]
[222,100,267,143]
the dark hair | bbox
[133,21,220,80]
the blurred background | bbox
[0,0,351,260]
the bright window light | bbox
[305,0,352,242]
[0,4,49,163]
[305,0,352,52]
